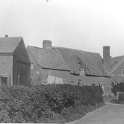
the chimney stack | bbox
[43,40,52,49]
[103,46,111,64]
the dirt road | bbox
[67,103,124,124]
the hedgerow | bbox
[111,82,124,96]
[111,82,124,103]
[0,84,104,122]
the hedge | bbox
[111,82,124,96]
[0,84,104,122]
[111,82,124,103]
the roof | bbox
[103,55,124,74]
[103,55,124,75]
[27,46,71,70]
[110,56,124,73]
[0,37,22,53]
[56,47,105,76]
[27,45,105,76]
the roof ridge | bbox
[56,46,100,55]
[28,46,100,56]
[0,36,22,39]
[27,45,42,49]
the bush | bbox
[0,84,104,122]
[111,82,124,96]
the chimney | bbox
[43,40,52,49]
[103,46,111,64]
[4,34,8,37]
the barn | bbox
[0,35,30,86]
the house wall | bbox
[30,68,63,85]
[30,68,71,85]
[30,64,48,85]
[0,55,13,86]
[13,40,30,86]
[30,65,113,95]
[30,67,82,85]
[47,75,63,84]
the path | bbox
[67,103,124,124]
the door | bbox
[0,77,8,86]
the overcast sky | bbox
[0,0,124,57]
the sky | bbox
[0,0,124,57]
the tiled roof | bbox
[0,37,22,53]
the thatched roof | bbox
[104,55,124,75]
[110,56,124,73]
[27,46,70,70]
[56,47,105,76]
[111,56,124,68]
[103,55,124,75]
[27,45,105,76]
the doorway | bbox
[0,76,8,86]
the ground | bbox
[67,103,124,124]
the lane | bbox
[67,103,124,124]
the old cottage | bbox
[27,40,70,85]
[0,35,30,86]
[27,40,111,88]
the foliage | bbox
[0,84,104,122]
[111,82,124,96]
[111,82,124,103]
